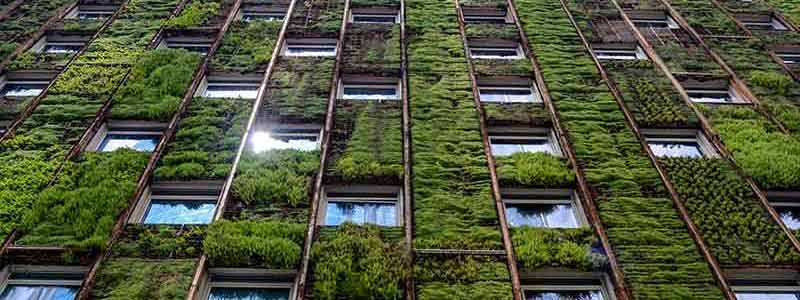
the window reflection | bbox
[480,88,535,103]
[325,201,396,226]
[776,206,800,230]
[648,141,703,158]
[250,131,319,153]
[0,285,77,300]
[1,83,47,97]
[100,134,160,152]
[735,292,800,300]
[525,290,604,300]
[143,200,216,224]
[342,86,398,100]
[491,138,554,156]
[208,287,290,300]
[506,203,578,228]
[203,84,260,99]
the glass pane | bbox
[648,141,703,158]
[78,11,112,19]
[688,91,731,103]
[777,206,800,230]
[505,203,545,228]
[480,89,533,103]
[1,83,46,97]
[735,292,800,300]
[171,45,209,54]
[208,287,290,300]
[286,46,336,56]
[491,139,551,156]
[595,51,637,60]
[250,132,319,152]
[507,203,578,228]
[525,290,604,300]
[353,15,396,23]
[325,201,397,226]
[342,87,397,100]
[243,14,284,21]
[143,200,216,224]
[471,49,519,58]
[779,54,800,64]
[44,44,82,54]
[0,285,78,300]
[203,85,259,99]
[100,134,160,152]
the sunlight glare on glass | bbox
[250,131,317,153]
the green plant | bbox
[164,0,220,28]
[113,225,205,258]
[211,20,282,72]
[92,258,195,300]
[414,255,512,300]
[233,150,319,209]
[203,220,306,269]
[495,152,575,187]
[512,227,605,271]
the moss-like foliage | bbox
[0,0,73,61]
[91,258,195,300]
[705,106,800,190]
[342,24,402,75]
[287,0,344,37]
[165,0,220,28]
[267,58,334,123]
[203,220,306,269]
[232,150,319,221]
[50,63,131,96]
[766,0,800,26]
[330,101,403,184]
[211,20,282,72]
[661,157,800,264]
[309,224,406,300]
[7,51,73,71]
[415,255,512,300]
[16,150,149,251]
[0,151,61,236]
[483,102,551,126]
[113,225,205,258]
[406,0,502,250]
[111,49,203,121]
[666,0,743,35]
[518,0,726,299]
[512,227,606,271]
[494,152,575,187]
[155,97,251,180]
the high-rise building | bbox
[0,0,799,299]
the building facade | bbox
[0,0,799,299]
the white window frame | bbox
[199,268,294,300]
[338,80,401,101]
[522,274,617,300]
[594,46,647,60]
[686,87,744,104]
[478,85,541,103]
[489,131,562,157]
[128,185,219,225]
[0,265,86,298]
[645,133,717,158]
[86,122,164,152]
[503,190,588,229]
[249,126,322,153]
[469,45,524,60]
[319,188,403,227]
[0,78,48,97]
[282,42,337,57]
[197,76,262,99]
[777,52,800,64]
[632,16,680,29]
[349,11,400,24]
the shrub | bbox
[495,152,575,187]
[92,258,195,300]
[204,220,306,269]
[512,227,605,271]
[164,1,220,28]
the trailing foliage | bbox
[415,255,512,300]
[666,0,743,35]
[113,225,205,258]
[211,20,282,72]
[267,58,334,122]
[16,150,149,251]
[155,97,251,180]
[92,258,195,300]
[512,227,606,271]
[287,0,344,36]
[203,220,306,269]
[660,157,800,264]
[309,224,406,300]
[165,0,221,28]
[343,25,402,75]
[0,151,61,236]
[494,152,575,187]
[0,0,74,61]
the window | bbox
[0,266,85,300]
[351,10,399,24]
[241,11,284,22]
[503,190,585,229]
[66,6,117,19]
[733,279,800,300]
[202,269,292,300]
[0,81,47,97]
[88,121,165,152]
[523,276,614,300]
[645,130,716,158]
[131,182,220,225]
[593,46,647,60]
[632,15,679,29]
[741,16,788,31]
[283,40,337,57]
[479,86,540,103]
[321,186,401,227]
[250,124,321,152]
[462,9,509,23]
[161,37,212,55]
[490,130,560,156]
[769,193,800,230]
[470,45,523,59]
[340,81,400,100]
[686,88,743,103]
[200,76,261,99]
[777,52,800,64]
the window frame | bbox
[632,16,680,29]
[319,186,403,227]
[240,11,285,22]
[686,87,745,104]
[521,272,617,300]
[338,80,401,101]
[349,11,400,24]
[776,52,800,64]
[249,124,323,153]
[128,182,222,225]
[502,189,588,229]
[644,130,718,158]
[197,76,262,99]
[469,45,524,60]
[87,121,165,153]
[199,268,295,300]
[768,192,800,231]
[282,41,337,57]
[463,13,511,24]
[0,80,48,98]
[159,38,212,55]
[65,5,117,19]
[0,265,87,299]
[742,17,789,31]
[31,36,85,54]
[478,85,541,103]
[489,130,562,157]
[593,46,647,60]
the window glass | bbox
[595,50,638,60]
[342,86,398,100]
[470,48,520,59]
[464,15,507,23]
[735,292,800,300]
[325,201,396,226]
[777,53,800,64]
[242,13,284,22]
[353,14,396,23]
[0,285,77,300]
[525,290,604,300]
[506,203,579,228]
[776,206,800,230]
[285,46,336,57]
[99,134,160,152]
[203,84,260,99]
[491,138,553,156]
[44,44,82,54]
[143,200,216,224]
[648,140,703,158]
[250,131,319,152]
[77,10,114,19]
[480,88,535,103]
[687,90,733,103]
[168,43,210,55]
[208,287,290,300]
[0,83,46,97]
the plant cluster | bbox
[211,19,282,72]
[203,219,306,269]
[414,255,512,300]
[660,157,800,265]
[113,225,205,258]
[494,152,575,187]
[91,258,196,300]
[666,0,744,35]
[286,0,344,36]
[482,102,551,126]
[342,25,401,75]
[0,0,73,61]
[267,58,334,122]
[512,227,606,271]
[765,0,800,26]
[308,223,407,300]
[164,0,221,29]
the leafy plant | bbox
[164,0,220,28]
[92,258,195,300]
[203,220,306,269]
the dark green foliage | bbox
[343,25,401,75]
[16,150,149,250]
[705,106,800,190]
[512,227,605,271]
[92,258,196,300]
[203,220,306,269]
[483,102,550,126]
[309,224,406,300]
[50,63,130,96]
[495,152,575,187]
[661,157,800,264]
[0,151,61,236]
[165,0,220,28]
[415,255,512,300]
[464,24,519,40]
[7,52,73,71]
[651,41,724,74]
[211,20,282,72]
[666,0,743,35]
[472,59,533,77]
[111,49,203,121]
[267,58,334,122]
[330,101,403,183]
[113,225,205,258]
[155,97,251,180]
[417,282,513,300]
[0,0,74,61]
[287,0,344,36]
[766,0,800,25]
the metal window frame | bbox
[239,11,285,22]
[742,17,789,31]
[632,16,679,29]
[86,121,165,152]
[488,130,562,157]
[0,265,87,297]
[318,186,403,227]
[593,46,647,60]
[0,79,48,97]
[478,85,541,103]
[776,53,800,64]
[521,273,617,300]
[469,45,524,60]
[349,11,400,24]
[281,42,337,57]
[129,183,221,225]
[198,268,295,300]
[502,190,588,229]
[197,76,262,99]
[686,87,745,104]
[644,132,718,158]
[65,5,116,19]
[338,80,401,101]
